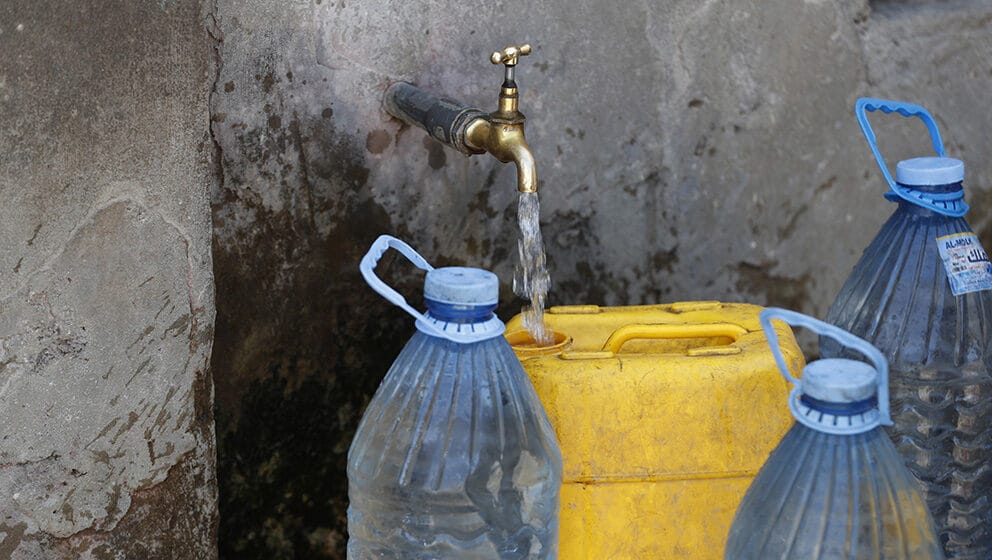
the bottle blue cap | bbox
[424,267,499,306]
[361,235,505,343]
[761,307,891,435]
[896,156,964,186]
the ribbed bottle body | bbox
[726,423,944,559]
[824,202,992,558]
[347,331,562,559]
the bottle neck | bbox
[893,181,965,217]
[424,298,497,323]
[800,394,877,417]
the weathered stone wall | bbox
[0,1,217,558]
[209,0,992,558]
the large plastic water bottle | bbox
[726,308,944,559]
[823,99,992,558]
[348,235,562,559]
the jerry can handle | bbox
[601,322,747,354]
[760,307,891,427]
[359,234,479,343]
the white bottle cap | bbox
[424,267,499,306]
[896,156,964,186]
[802,359,877,403]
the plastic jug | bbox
[348,235,562,559]
[823,99,992,558]
[726,308,944,559]
[505,301,800,559]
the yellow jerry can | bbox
[505,301,804,559]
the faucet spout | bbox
[465,118,538,193]
[509,142,537,194]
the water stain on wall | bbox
[210,80,425,556]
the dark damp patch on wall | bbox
[209,95,421,557]
[211,189,419,558]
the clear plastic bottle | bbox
[726,308,944,559]
[823,99,992,558]
[348,235,562,559]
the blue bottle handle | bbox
[855,98,966,217]
[760,307,892,427]
[359,234,481,344]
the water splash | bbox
[514,192,554,346]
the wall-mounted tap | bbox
[383,44,538,193]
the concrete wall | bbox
[0,1,217,558]
[209,0,992,558]
[2,0,990,558]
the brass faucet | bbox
[464,45,536,193]
[383,44,538,193]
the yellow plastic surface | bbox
[505,302,804,559]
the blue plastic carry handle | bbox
[359,234,484,344]
[760,307,892,429]
[855,98,966,217]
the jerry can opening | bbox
[506,330,572,357]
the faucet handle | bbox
[490,44,531,67]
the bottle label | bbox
[936,232,992,296]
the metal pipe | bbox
[381,44,538,193]
[382,83,486,155]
